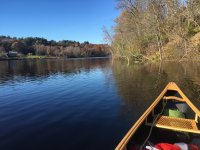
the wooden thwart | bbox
[146,115,200,134]
[163,96,184,102]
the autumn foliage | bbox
[107,0,200,62]
[0,36,110,58]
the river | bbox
[0,58,200,150]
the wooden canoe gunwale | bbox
[115,82,200,150]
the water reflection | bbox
[112,61,200,121]
[0,58,111,85]
[0,58,117,150]
[0,59,200,150]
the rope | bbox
[140,99,168,150]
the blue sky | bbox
[0,0,119,43]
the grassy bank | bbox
[0,55,60,61]
[26,55,58,59]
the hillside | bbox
[109,0,200,62]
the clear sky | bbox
[0,0,119,43]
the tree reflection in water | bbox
[112,61,200,121]
[0,58,111,85]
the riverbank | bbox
[0,56,57,61]
[109,1,200,63]
[0,55,111,61]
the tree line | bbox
[105,0,200,62]
[0,36,110,58]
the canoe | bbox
[115,82,200,150]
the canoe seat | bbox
[146,115,200,134]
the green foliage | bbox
[139,36,156,48]
[187,25,200,37]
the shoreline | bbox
[1,56,199,62]
[0,56,111,61]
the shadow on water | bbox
[0,59,200,149]
[112,61,200,118]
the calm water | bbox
[0,59,200,150]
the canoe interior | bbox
[126,89,200,149]
[127,126,200,149]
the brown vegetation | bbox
[105,0,200,62]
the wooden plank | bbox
[163,96,184,102]
[145,115,200,134]
[195,114,199,123]
[146,115,198,130]
[146,123,200,134]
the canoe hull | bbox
[115,82,200,150]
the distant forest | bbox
[0,36,110,58]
